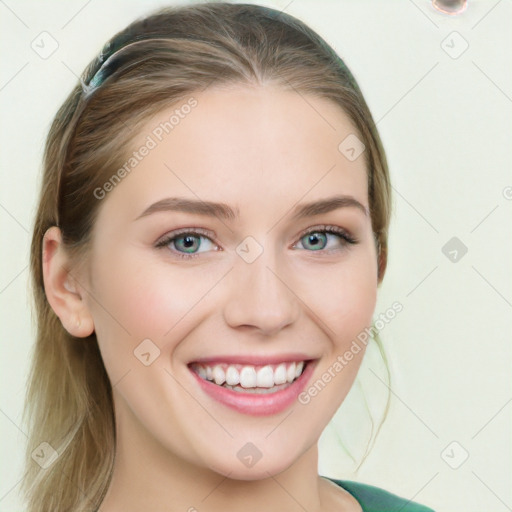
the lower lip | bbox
[190,362,316,416]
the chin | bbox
[199,438,310,481]
[206,458,295,481]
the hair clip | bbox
[81,50,120,97]
[80,36,168,97]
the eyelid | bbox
[155,226,216,244]
[293,224,357,246]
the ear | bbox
[42,226,95,338]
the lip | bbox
[189,359,317,416]
[190,354,311,366]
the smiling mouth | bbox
[189,361,308,394]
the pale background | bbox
[1,1,511,511]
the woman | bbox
[23,3,435,511]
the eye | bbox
[155,228,218,259]
[294,225,357,252]
[155,225,357,260]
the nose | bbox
[222,248,300,337]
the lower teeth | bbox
[220,381,293,393]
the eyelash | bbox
[155,225,358,260]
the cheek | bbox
[294,250,378,346]
[86,256,219,415]
[294,253,377,426]
[87,250,222,351]
[329,269,377,341]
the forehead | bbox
[99,84,369,220]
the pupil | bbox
[177,235,199,253]
[305,232,326,250]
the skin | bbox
[43,84,379,511]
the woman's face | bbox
[81,84,378,478]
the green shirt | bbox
[329,478,435,511]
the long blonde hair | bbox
[23,3,391,510]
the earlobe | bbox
[42,226,95,338]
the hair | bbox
[23,3,391,511]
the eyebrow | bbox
[135,195,368,221]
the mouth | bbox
[188,358,315,416]
[189,360,307,394]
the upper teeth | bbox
[191,361,305,389]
